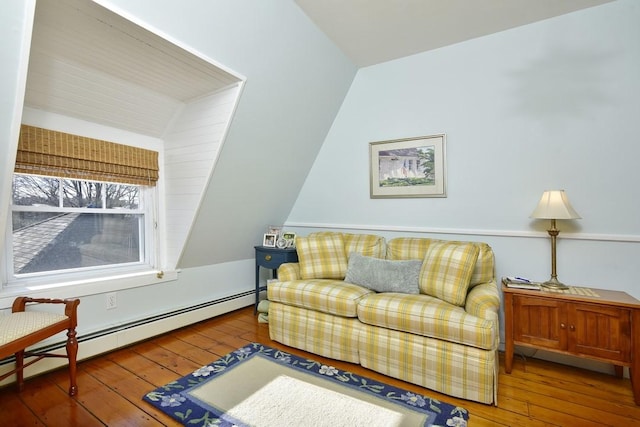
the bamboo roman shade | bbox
[15,125,159,186]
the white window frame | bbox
[3,174,161,292]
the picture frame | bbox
[282,232,297,248]
[263,233,277,247]
[369,134,446,198]
[266,225,283,238]
[282,232,296,242]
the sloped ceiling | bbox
[25,0,614,138]
[295,0,614,67]
[25,0,240,138]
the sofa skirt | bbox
[268,302,362,363]
[358,324,498,405]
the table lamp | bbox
[530,190,581,289]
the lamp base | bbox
[540,277,570,290]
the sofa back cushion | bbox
[419,241,480,306]
[296,234,348,279]
[310,232,386,258]
[343,233,386,258]
[385,237,431,261]
[386,237,494,287]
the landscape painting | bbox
[369,134,446,198]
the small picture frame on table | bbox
[267,225,283,238]
[282,232,296,248]
[263,233,277,247]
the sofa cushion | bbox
[386,237,495,288]
[357,293,497,350]
[296,234,348,279]
[310,232,386,258]
[344,252,421,294]
[419,241,479,306]
[267,279,373,317]
[385,237,432,261]
[343,233,386,258]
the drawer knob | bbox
[570,325,575,331]
[265,255,272,261]
[560,323,566,329]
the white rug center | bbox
[225,374,404,427]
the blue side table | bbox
[254,246,298,313]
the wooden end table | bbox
[503,283,640,405]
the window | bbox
[9,174,154,278]
[4,125,160,285]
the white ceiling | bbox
[24,0,614,137]
[294,0,614,67]
[25,0,240,137]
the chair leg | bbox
[66,328,78,396]
[15,350,24,392]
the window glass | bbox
[105,183,140,209]
[12,175,60,207]
[10,173,148,278]
[12,212,142,274]
[62,178,103,208]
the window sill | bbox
[0,269,178,309]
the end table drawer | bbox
[255,246,298,269]
[257,251,289,269]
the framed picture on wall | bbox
[369,134,446,198]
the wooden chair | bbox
[0,297,80,396]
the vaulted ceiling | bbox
[294,0,613,67]
[24,0,613,139]
[25,0,240,138]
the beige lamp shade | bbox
[530,190,581,220]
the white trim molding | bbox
[0,269,178,309]
[284,222,640,243]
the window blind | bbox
[15,125,159,186]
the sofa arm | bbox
[277,263,301,281]
[465,282,500,324]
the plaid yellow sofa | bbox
[267,232,500,405]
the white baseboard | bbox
[0,293,254,388]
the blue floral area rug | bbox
[143,342,468,427]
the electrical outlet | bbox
[106,292,117,310]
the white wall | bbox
[101,0,357,268]
[287,0,640,299]
[0,0,355,359]
[0,0,34,256]
[163,84,242,268]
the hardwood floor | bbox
[1,306,639,426]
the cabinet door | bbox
[513,296,567,351]
[568,303,631,363]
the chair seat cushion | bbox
[267,280,373,317]
[357,293,497,350]
[0,312,68,346]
